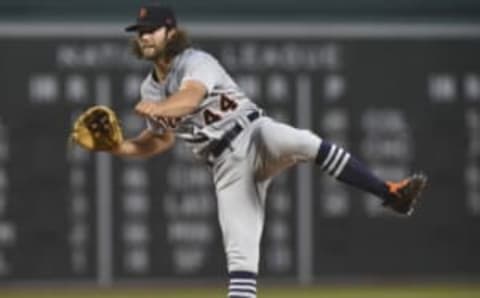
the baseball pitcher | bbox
[85,4,428,298]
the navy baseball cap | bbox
[125,4,177,32]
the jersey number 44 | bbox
[203,95,238,125]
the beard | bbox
[139,44,165,61]
[130,30,190,62]
[131,39,165,61]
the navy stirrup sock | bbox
[228,271,257,298]
[315,140,390,200]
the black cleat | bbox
[383,173,428,216]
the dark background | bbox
[0,34,478,283]
[1,0,480,21]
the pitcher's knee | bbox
[294,129,322,159]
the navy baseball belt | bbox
[210,110,260,158]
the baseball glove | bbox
[70,105,123,151]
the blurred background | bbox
[0,0,479,297]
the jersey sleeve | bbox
[145,117,166,135]
[140,79,167,135]
[180,53,223,94]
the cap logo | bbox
[139,7,148,19]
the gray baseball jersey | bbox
[141,48,260,159]
[139,47,322,274]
